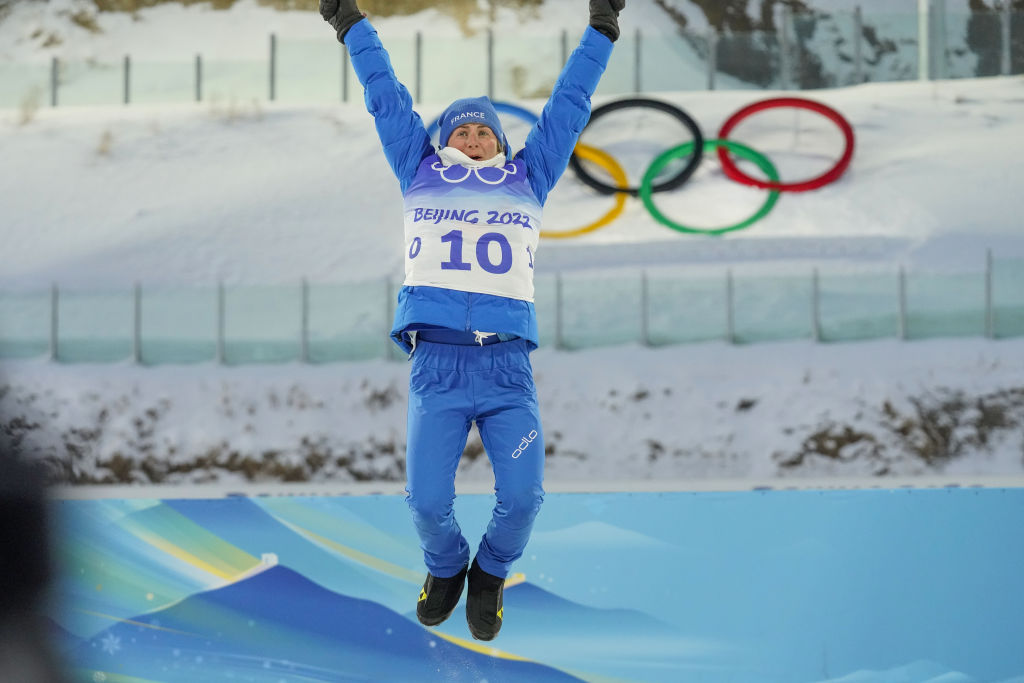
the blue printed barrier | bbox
[48,487,1024,682]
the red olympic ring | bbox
[716,97,855,193]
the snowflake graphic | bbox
[100,634,121,655]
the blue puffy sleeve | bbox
[517,27,614,206]
[345,19,434,193]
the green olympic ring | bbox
[638,139,781,236]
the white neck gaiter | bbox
[437,147,507,168]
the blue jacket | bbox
[345,19,613,353]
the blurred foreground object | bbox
[0,450,67,682]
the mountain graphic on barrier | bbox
[421,580,680,642]
[506,581,676,633]
[420,581,696,681]
[66,563,585,683]
[160,496,421,612]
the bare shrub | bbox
[776,424,883,471]
[774,387,1024,475]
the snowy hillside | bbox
[1,0,1024,491]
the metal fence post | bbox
[342,46,349,103]
[385,277,396,360]
[725,268,735,344]
[779,4,793,90]
[707,29,717,91]
[918,0,931,81]
[933,0,947,79]
[123,54,131,105]
[415,32,422,104]
[300,278,310,363]
[269,33,277,102]
[985,248,994,338]
[854,5,864,84]
[133,282,142,364]
[555,272,564,350]
[49,283,59,362]
[216,280,225,364]
[195,54,202,102]
[640,270,650,346]
[50,57,58,107]
[897,266,908,340]
[634,28,642,94]
[811,268,821,342]
[487,28,494,99]
[1002,0,1012,76]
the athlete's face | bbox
[446,123,500,161]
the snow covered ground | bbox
[1,0,1024,491]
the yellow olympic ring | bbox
[540,143,628,240]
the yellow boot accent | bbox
[418,588,427,603]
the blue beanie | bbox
[438,96,509,158]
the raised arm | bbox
[519,0,624,206]
[319,0,433,192]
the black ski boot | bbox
[416,562,468,627]
[466,558,504,641]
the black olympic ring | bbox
[568,97,705,197]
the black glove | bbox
[320,0,364,44]
[590,0,625,42]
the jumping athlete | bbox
[318,0,625,641]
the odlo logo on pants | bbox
[511,430,539,459]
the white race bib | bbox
[403,216,540,301]
[401,154,543,302]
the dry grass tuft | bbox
[18,87,42,126]
[69,8,103,33]
[96,129,114,156]
[209,96,264,123]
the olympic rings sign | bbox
[425,95,855,238]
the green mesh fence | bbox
[4,11,1021,110]
[1,262,1021,365]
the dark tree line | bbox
[654,0,1021,89]
[966,0,1024,75]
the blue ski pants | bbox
[405,338,545,580]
